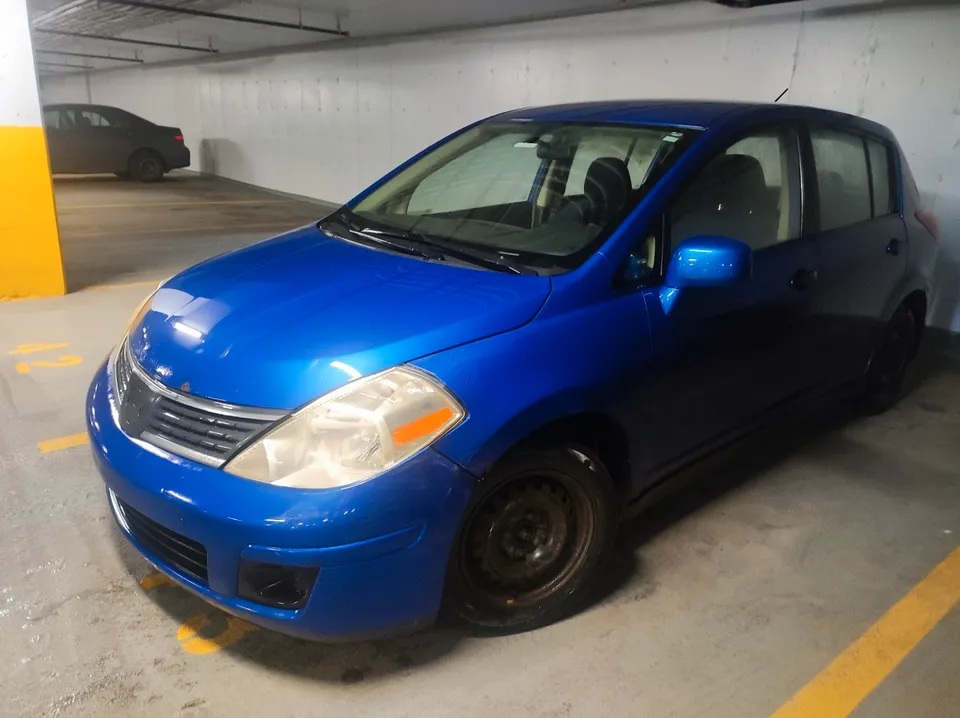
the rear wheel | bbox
[446,446,617,633]
[859,305,917,414]
[128,150,165,182]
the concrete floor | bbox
[53,172,333,291]
[1,175,958,717]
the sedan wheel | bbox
[129,151,164,182]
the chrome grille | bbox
[112,343,285,467]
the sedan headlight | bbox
[224,367,465,490]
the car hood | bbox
[128,225,550,409]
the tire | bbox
[859,305,917,415]
[128,150,165,182]
[445,445,618,634]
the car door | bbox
[805,128,908,383]
[67,108,127,173]
[623,125,824,478]
[95,107,140,173]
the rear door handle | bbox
[790,268,818,291]
[887,238,902,256]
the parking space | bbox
[53,172,334,291]
[1,174,958,714]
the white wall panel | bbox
[1,0,47,125]
[41,0,960,329]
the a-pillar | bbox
[0,0,65,299]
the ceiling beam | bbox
[34,28,218,53]
[92,0,349,37]
[37,61,91,70]
[37,49,143,63]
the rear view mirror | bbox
[664,235,752,288]
[536,132,577,160]
[660,236,752,318]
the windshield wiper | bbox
[321,209,536,275]
[370,228,536,276]
[319,211,442,261]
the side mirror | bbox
[660,236,752,317]
[664,235,752,288]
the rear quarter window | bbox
[867,139,897,216]
[810,129,871,231]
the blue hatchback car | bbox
[88,100,938,640]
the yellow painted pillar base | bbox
[0,125,65,299]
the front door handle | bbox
[887,238,902,256]
[790,268,818,291]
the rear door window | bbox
[810,129,871,231]
[77,109,112,128]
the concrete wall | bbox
[0,0,64,298]
[41,0,960,329]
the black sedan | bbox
[43,103,191,182]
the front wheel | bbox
[859,305,917,414]
[445,446,617,633]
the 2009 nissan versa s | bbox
[87,100,938,639]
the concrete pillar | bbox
[0,0,65,299]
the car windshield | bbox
[341,121,697,273]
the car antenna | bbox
[774,87,789,103]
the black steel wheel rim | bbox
[459,471,595,610]
[874,319,911,387]
[138,156,161,180]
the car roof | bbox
[493,100,893,139]
[44,103,123,112]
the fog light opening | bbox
[238,561,319,610]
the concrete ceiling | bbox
[30,0,660,73]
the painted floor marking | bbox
[770,545,960,718]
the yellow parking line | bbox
[37,433,90,454]
[140,571,175,591]
[57,199,294,210]
[771,546,960,718]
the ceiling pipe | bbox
[92,0,349,37]
[34,28,219,52]
[37,49,143,63]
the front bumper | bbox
[86,361,476,640]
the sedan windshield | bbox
[344,121,696,273]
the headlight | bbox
[224,367,465,490]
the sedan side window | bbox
[58,110,78,129]
[811,129,871,231]
[43,109,62,130]
[77,110,112,128]
[670,129,799,252]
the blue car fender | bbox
[417,285,652,487]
